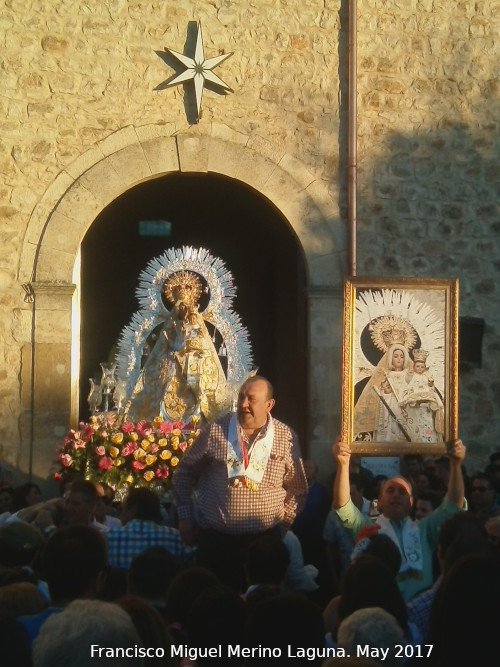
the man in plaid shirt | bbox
[106,487,194,570]
[172,375,308,589]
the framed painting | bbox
[341,277,459,454]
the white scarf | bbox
[226,413,274,491]
[376,514,423,579]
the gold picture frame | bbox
[341,277,459,455]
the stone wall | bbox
[0,0,499,483]
[1,0,344,483]
[355,0,500,471]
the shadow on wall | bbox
[354,122,500,455]
[333,0,500,459]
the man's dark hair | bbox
[187,585,245,664]
[442,535,495,574]
[42,525,107,602]
[68,480,99,505]
[245,534,289,586]
[0,522,43,567]
[428,554,500,666]
[416,490,443,510]
[125,488,162,523]
[435,456,450,472]
[128,547,181,598]
[246,593,324,665]
[338,555,410,639]
[469,472,495,490]
[58,473,85,497]
[404,454,423,465]
[362,533,402,577]
[12,483,41,511]
[164,566,219,629]
[437,512,487,559]
[484,465,500,493]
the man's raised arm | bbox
[445,438,466,508]
[332,438,352,510]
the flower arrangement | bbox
[53,413,200,490]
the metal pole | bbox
[347,0,357,276]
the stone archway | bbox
[19,123,344,478]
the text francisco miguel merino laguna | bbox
[90,644,403,661]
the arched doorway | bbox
[80,172,308,446]
[21,124,342,479]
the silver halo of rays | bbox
[354,288,446,397]
[115,246,253,396]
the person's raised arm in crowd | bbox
[444,438,466,508]
[332,438,352,510]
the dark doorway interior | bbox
[80,172,308,449]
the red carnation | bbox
[158,421,173,434]
[155,466,169,479]
[98,457,113,471]
[120,421,135,434]
[355,524,381,543]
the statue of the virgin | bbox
[115,247,253,424]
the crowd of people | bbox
[0,376,499,666]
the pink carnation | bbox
[120,421,135,434]
[121,443,137,457]
[158,421,173,434]
[59,453,73,468]
[136,421,152,437]
[63,430,77,445]
[149,443,159,453]
[171,420,184,430]
[80,424,93,440]
[98,457,113,470]
[132,460,146,470]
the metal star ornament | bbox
[159,22,233,121]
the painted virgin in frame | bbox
[341,278,458,454]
